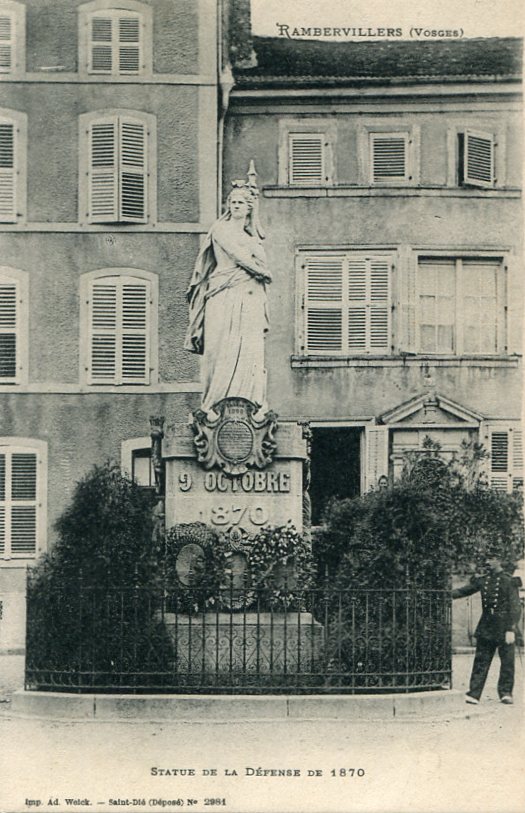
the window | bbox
[458,130,494,188]
[417,257,506,355]
[278,120,335,186]
[0,109,27,223]
[79,110,156,225]
[0,268,28,383]
[79,1,152,77]
[0,439,46,560]
[288,133,327,185]
[299,251,392,355]
[0,1,24,75]
[80,269,158,385]
[487,426,523,493]
[370,132,410,183]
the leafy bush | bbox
[26,463,170,688]
[316,440,524,589]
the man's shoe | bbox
[465,694,479,704]
[500,695,513,704]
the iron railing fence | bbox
[25,574,452,694]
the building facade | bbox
[0,0,522,651]
[0,0,218,650]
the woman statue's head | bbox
[226,187,253,221]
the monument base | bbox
[162,612,324,674]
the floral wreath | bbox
[246,523,314,610]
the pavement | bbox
[0,652,524,813]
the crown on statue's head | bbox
[231,159,259,200]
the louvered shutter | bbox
[118,15,140,74]
[488,427,523,493]
[88,276,149,384]
[90,16,113,73]
[0,121,16,222]
[121,280,148,382]
[89,279,117,382]
[88,118,118,222]
[371,134,408,182]
[463,130,494,188]
[89,13,141,75]
[119,117,146,223]
[0,279,17,380]
[305,255,344,353]
[0,13,12,72]
[348,257,390,353]
[0,450,38,557]
[365,426,389,491]
[289,133,326,185]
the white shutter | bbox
[289,133,325,185]
[88,276,149,384]
[118,15,140,74]
[88,119,118,222]
[0,453,5,554]
[0,449,37,557]
[90,16,113,73]
[365,426,389,491]
[371,133,408,182]
[89,280,117,382]
[488,427,523,493]
[0,121,16,222]
[348,257,390,353]
[0,279,17,380]
[0,13,13,72]
[463,130,494,188]
[305,255,344,353]
[119,118,146,223]
[121,280,148,383]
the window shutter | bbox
[88,119,118,222]
[0,450,37,557]
[289,133,325,185]
[90,16,113,72]
[371,134,408,182]
[0,279,17,380]
[463,130,494,188]
[305,255,344,353]
[0,121,16,222]
[89,280,118,383]
[488,427,523,493]
[118,15,140,74]
[88,276,150,385]
[0,453,5,554]
[348,257,390,353]
[365,426,389,491]
[0,13,12,72]
[121,280,148,383]
[119,118,146,223]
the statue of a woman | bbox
[184,179,272,416]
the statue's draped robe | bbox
[184,220,271,414]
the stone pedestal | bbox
[162,420,308,533]
[162,612,324,674]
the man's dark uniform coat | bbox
[453,571,522,700]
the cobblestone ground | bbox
[1,653,523,813]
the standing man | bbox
[453,555,522,704]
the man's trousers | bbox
[468,636,515,700]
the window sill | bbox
[0,558,37,568]
[264,185,521,199]
[291,354,521,369]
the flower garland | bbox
[247,523,314,610]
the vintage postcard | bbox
[0,1,523,812]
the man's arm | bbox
[452,577,480,600]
